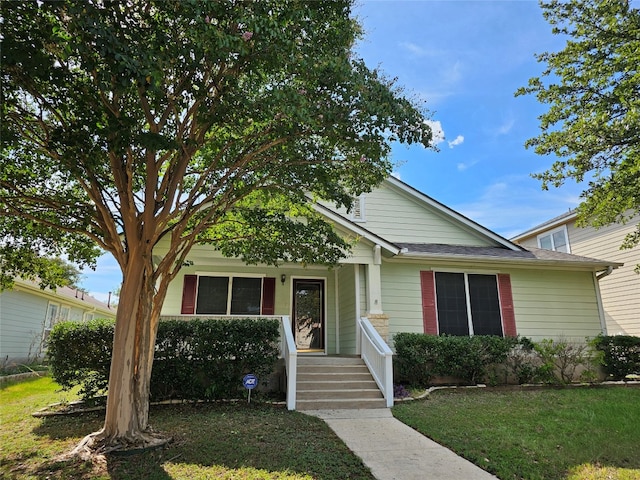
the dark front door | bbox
[293,279,325,351]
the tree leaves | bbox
[517,0,640,254]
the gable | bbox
[326,179,507,248]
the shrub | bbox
[152,319,280,400]
[393,333,518,385]
[47,318,113,402]
[591,335,640,380]
[504,336,541,384]
[393,332,437,385]
[533,338,596,384]
[47,318,280,403]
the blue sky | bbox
[82,0,582,302]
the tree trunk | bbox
[72,255,168,456]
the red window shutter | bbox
[420,271,438,335]
[261,277,276,315]
[181,275,197,314]
[497,273,517,337]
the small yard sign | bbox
[243,374,258,403]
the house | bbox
[156,176,620,409]
[0,278,116,364]
[512,210,639,336]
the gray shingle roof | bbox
[396,243,619,267]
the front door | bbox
[293,279,325,351]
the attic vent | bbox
[351,195,365,222]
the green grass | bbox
[393,386,640,480]
[0,377,374,479]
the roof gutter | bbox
[596,265,614,280]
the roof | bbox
[395,243,621,270]
[313,177,620,272]
[12,278,115,315]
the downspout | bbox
[593,266,614,336]
[596,266,613,280]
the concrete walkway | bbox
[305,409,498,480]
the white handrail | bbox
[279,315,297,410]
[358,317,394,407]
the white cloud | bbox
[457,159,477,172]
[448,135,464,148]
[424,119,445,147]
[391,171,402,180]
[398,41,441,58]
[496,117,515,136]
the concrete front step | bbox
[298,365,370,374]
[297,372,374,382]
[297,380,379,390]
[296,398,387,410]
[295,356,387,410]
[297,356,363,365]
[297,388,383,400]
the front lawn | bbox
[393,386,640,480]
[0,377,374,479]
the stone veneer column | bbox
[366,313,390,343]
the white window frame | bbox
[59,305,71,323]
[195,272,266,316]
[434,271,504,337]
[537,225,571,253]
[45,302,60,330]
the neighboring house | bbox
[154,177,620,409]
[0,279,116,364]
[512,210,640,336]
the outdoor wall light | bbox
[281,274,286,285]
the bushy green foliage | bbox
[394,334,601,386]
[533,338,596,384]
[152,319,280,401]
[394,333,518,385]
[47,318,280,403]
[47,318,113,401]
[591,335,640,380]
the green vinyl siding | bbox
[380,261,604,347]
[337,264,357,354]
[328,182,495,246]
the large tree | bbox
[517,0,640,258]
[1,0,432,454]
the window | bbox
[194,275,266,315]
[433,272,504,336]
[59,306,70,323]
[537,226,570,253]
[350,195,365,222]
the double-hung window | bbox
[420,270,517,337]
[181,274,276,316]
[537,226,570,253]
[435,272,503,336]
[196,276,262,315]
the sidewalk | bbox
[305,409,498,480]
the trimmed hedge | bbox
[47,317,280,403]
[394,333,518,385]
[591,335,640,380]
